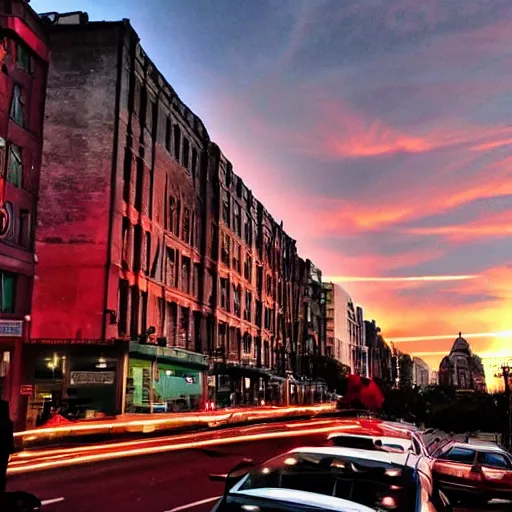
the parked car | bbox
[431,440,512,506]
[209,446,452,511]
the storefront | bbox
[126,342,208,413]
[23,342,125,429]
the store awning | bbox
[210,362,272,380]
[129,341,208,370]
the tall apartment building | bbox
[21,12,323,425]
[323,282,367,375]
[0,0,48,429]
[412,356,430,388]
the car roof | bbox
[328,432,412,447]
[331,420,415,440]
[234,488,376,512]
[289,445,412,466]
[450,441,506,453]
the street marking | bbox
[41,497,66,506]
[165,496,221,512]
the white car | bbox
[209,446,452,512]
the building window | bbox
[16,43,32,72]
[182,138,190,170]
[244,291,252,321]
[256,266,263,292]
[173,124,181,161]
[182,208,190,244]
[176,199,182,238]
[166,247,175,286]
[169,197,176,234]
[193,263,201,299]
[181,256,191,293]
[207,270,214,306]
[144,232,152,275]
[10,84,25,127]
[18,209,30,248]
[220,278,229,310]
[135,158,143,211]
[266,275,272,296]
[243,334,251,355]
[233,284,241,317]
[232,242,241,274]
[236,178,243,198]
[233,202,241,237]
[264,307,271,330]
[134,80,142,118]
[133,225,142,272]
[7,144,22,188]
[222,193,230,226]
[221,233,230,267]
[121,217,130,269]
[165,116,171,151]
[263,341,270,367]
[118,279,129,336]
[244,255,252,282]
[244,217,252,246]
[123,148,131,202]
[191,148,198,182]
[0,271,16,313]
[256,300,262,326]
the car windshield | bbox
[234,452,417,511]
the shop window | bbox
[7,144,22,188]
[182,137,189,169]
[18,209,31,248]
[244,291,252,321]
[181,256,191,293]
[222,193,230,226]
[232,242,241,273]
[233,284,241,317]
[165,116,171,151]
[220,278,229,310]
[173,124,181,161]
[166,247,175,286]
[16,43,32,72]
[244,255,252,282]
[10,84,25,127]
[182,207,190,244]
[233,202,241,237]
[118,279,129,336]
[221,233,230,266]
[0,271,16,313]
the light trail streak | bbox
[7,421,354,476]
[324,275,478,283]
[14,404,334,440]
[392,331,512,343]
[166,496,221,512]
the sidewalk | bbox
[15,403,336,448]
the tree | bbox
[310,355,350,393]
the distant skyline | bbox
[32,0,512,390]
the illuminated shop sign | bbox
[0,320,23,337]
[70,371,115,386]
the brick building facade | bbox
[23,13,325,424]
[0,0,48,429]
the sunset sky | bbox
[33,0,512,389]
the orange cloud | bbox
[326,275,478,283]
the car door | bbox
[476,450,512,495]
[433,446,478,488]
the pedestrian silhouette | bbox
[0,400,14,495]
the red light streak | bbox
[8,419,352,476]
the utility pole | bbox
[495,365,511,450]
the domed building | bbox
[438,333,487,392]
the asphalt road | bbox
[6,420,508,512]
